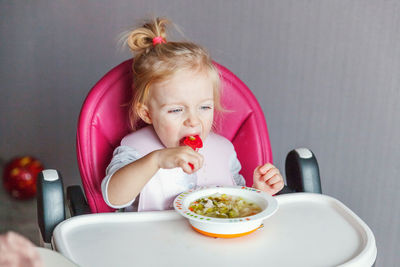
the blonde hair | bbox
[122,18,222,130]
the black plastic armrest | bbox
[66,185,91,216]
[37,170,66,243]
[285,148,322,194]
[276,185,296,195]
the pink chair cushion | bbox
[77,59,272,213]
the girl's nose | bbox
[184,112,200,127]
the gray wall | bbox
[1,1,399,266]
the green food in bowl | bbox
[189,193,262,218]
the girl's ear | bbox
[137,104,152,124]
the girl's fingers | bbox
[265,174,282,185]
[177,153,203,173]
[253,166,262,179]
[260,168,280,182]
[183,147,204,166]
[188,153,203,170]
[178,159,193,173]
[272,180,284,191]
[254,164,274,178]
[258,163,275,174]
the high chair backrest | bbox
[77,59,272,213]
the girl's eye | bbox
[200,106,212,110]
[168,108,183,113]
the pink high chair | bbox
[75,59,278,213]
[37,59,321,239]
[37,59,377,267]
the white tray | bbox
[52,193,376,267]
[36,247,78,267]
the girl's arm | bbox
[107,150,159,206]
[107,146,203,206]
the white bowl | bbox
[173,185,278,238]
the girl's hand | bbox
[155,146,204,174]
[253,163,284,195]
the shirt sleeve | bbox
[101,145,143,209]
[229,151,246,186]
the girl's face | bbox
[139,69,215,148]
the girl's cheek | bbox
[164,120,181,134]
[203,113,214,126]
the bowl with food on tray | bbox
[173,185,278,238]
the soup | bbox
[189,193,262,218]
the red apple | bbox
[2,156,44,200]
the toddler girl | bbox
[101,18,284,211]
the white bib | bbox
[121,126,236,211]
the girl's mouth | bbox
[180,135,203,151]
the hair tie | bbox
[152,36,166,46]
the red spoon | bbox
[181,135,203,170]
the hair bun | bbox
[124,18,169,53]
